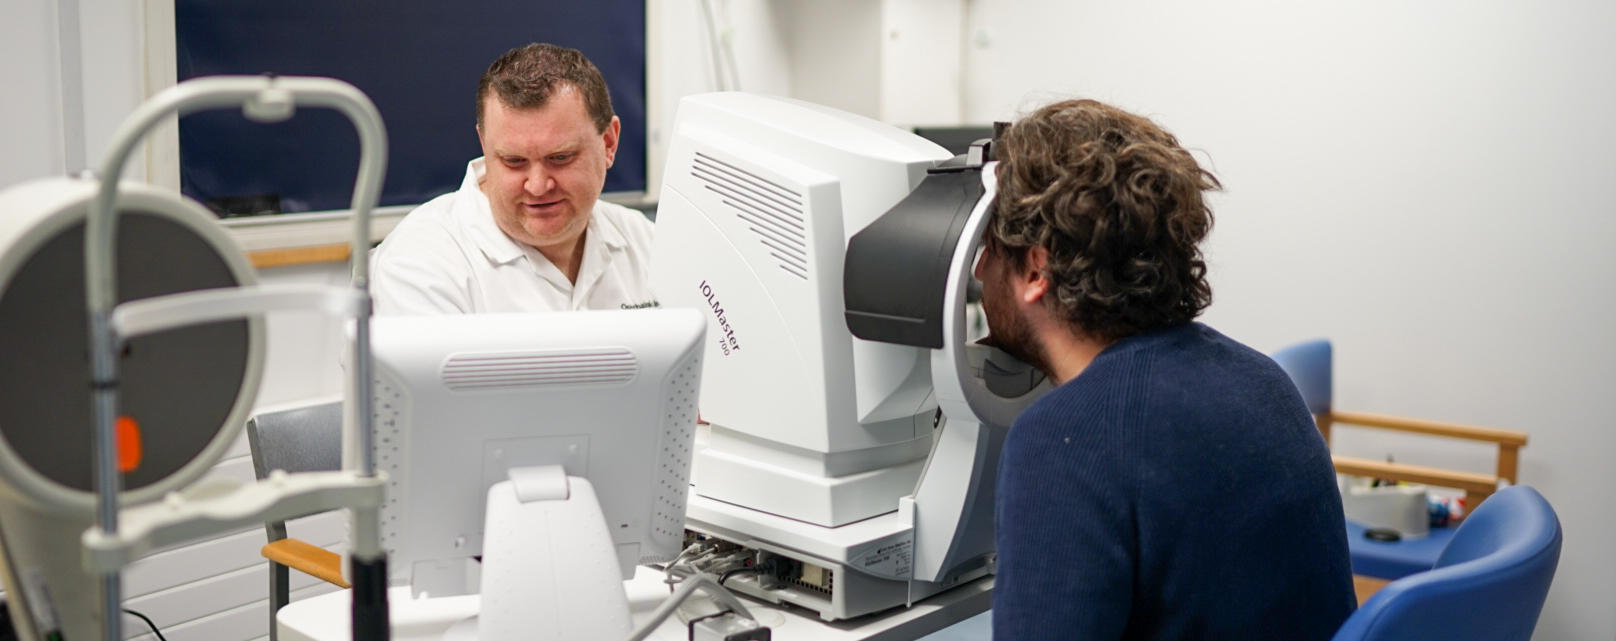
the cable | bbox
[664,541,706,594]
[122,609,167,641]
[715,0,742,91]
[718,566,759,586]
[696,0,734,91]
[622,574,753,641]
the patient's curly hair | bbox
[988,99,1219,343]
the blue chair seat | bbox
[1330,485,1561,641]
[1345,520,1454,579]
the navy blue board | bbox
[176,1,646,217]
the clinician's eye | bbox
[502,157,526,168]
[548,153,575,164]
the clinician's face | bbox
[477,86,620,254]
[974,242,1048,375]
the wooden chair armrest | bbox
[1352,575,1391,606]
[1328,410,1527,446]
[263,538,350,588]
[1333,455,1498,497]
[247,243,352,269]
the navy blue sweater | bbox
[993,323,1355,641]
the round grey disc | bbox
[0,211,250,493]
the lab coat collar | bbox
[522,206,629,296]
[569,207,631,298]
[589,203,631,252]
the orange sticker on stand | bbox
[116,416,143,473]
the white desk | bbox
[277,567,992,641]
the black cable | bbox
[123,608,167,641]
[0,598,17,641]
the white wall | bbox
[649,0,966,191]
[0,0,68,185]
[0,0,146,185]
[649,0,793,197]
[780,0,886,118]
[966,2,1616,639]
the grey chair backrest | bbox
[244,398,343,641]
[246,399,343,480]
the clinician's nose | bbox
[524,167,555,195]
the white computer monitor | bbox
[353,309,705,599]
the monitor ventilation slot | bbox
[441,349,638,391]
[372,372,407,559]
[690,151,809,280]
[644,351,703,563]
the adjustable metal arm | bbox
[82,75,389,641]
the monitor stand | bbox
[444,465,631,641]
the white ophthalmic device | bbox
[651,93,1051,620]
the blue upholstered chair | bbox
[1270,339,1530,601]
[1330,485,1561,641]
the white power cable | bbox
[696,0,742,91]
[622,574,754,641]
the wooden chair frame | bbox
[1318,410,1528,604]
[1317,410,1527,510]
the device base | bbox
[682,495,991,621]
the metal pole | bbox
[85,74,390,641]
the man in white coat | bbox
[371,43,657,314]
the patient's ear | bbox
[1017,246,1051,305]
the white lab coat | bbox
[370,158,658,315]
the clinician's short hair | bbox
[476,43,615,132]
[987,99,1220,342]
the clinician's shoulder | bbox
[594,200,655,255]
[373,190,483,266]
[376,193,458,252]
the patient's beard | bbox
[981,293,1051,380]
